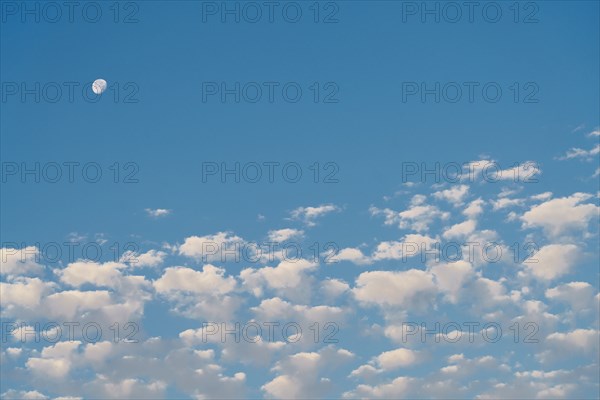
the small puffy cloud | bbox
[348,364,382,379]
[490,197,525,211]
[343,376,417,399]
[240,259,317,301]
[0,390,49,399]
[375,348,419,370]
[0,277,55,310]
[44,290,113,319]
[546,329,599,352]
[430,260,474,303]
[334,247,370,265]
[251,297,345,331]
[320,278,350,299]
[267,228,304,242]
[442,220,476,239]
[587,129,600,137]
[120,249,167,268]
[558,144,600,160]
[0,246,44,276]
[289,204,340,227]
[545,281,597,310]
[145,208,171,217]
[154,265,236,295]
[433,185,469,206]
[520,193,599,238]
[178,232,244,262]
[370,196,449,232]
[463,198,485,218]
[262,347,353,399]
[154,265,239,320]
[353,269,435,309]
[26,341,81,379]
[523,244,580,281]
[56,261,125,288]
[372,234,438,261]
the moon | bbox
[92,79,107,95]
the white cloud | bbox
[240,259,317,300]
[0,246,44,276]
[523,244,580,281]
[334,247,370,265]
[320,278,350,299]
[145,208,171,217]
[442,220,476,239]
[375,348,419,370]
[558,144,600,160]
[520,193,599,238]
[433,185,469,206]
[56,261,125,288]
[262,347,353,399]
[178,232,244,262]
[154,265,236,295]
[343,376,417,399]
[0,390,49,399]
[370,196,450,232]
[0,277,55,310]
[44,290,113,319]
[545,281,597,310]
[120,249,167,268]
[463,198,485,218]
[289,204,340,227]
[267,228,304,242]
[353,269,435,309]
[371,234,438,261]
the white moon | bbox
[92,79,107,95]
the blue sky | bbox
[1,1,599,399]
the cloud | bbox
[153,265,239,320]
[0,277,55,311]
[557,144,600,160]
[240,259,318,301]
[334,247,370,265]
[144,208,172,218]
[0,246,44,276]
[370,195,450,232]
[353,269,436,309]
[267,228,304,242]
[433,185,469,206]
[120,249,167,268]
[343,376,417,399]
[262,347,354,399]
[520,193,599,238]
[522,244,580,281]
[463,198,485,218]
[587,128,600,137]
[0,390,49,399]
[154,265,236,295]
[56,261,125,288]
[320,279,350,299]
[178,232,244,262]
[442,220,476,239]
[375,348,419,370]
[371,234,438,261]
[289,204,340,227]
[545,281,597,311]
